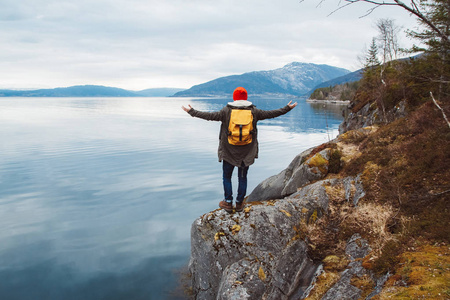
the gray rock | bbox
[269,241,318,299]
[247,148,313,202]
[321,234,372,300]
[319,233,392,299]
[339,102,377,134]
[339,101,407,134]
[343,175,366,206]
[345,233,371,261]
[246,169,287,203]
[189,175,387,300]
[247,147,332,203]
[217,259,265,300]
[189,190,329,299]
[287,179,341,215]
[301,264,324,299]
[366,271,390,299]
[321,269,362,300]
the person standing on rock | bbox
[182,87,297,213]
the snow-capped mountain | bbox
[174,62,350,97]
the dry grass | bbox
[339,101,450,271]
[337,142,361,165]
[340,202,395,253]
[300,179,396,262]
[350,274,376,299]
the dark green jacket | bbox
[188,100,293,167]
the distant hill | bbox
[135,88,185,97]
[173,62,350,97]
[308,69,363,94]
[0,85,138,97]
[307,55,421,96]
[0,85,186,97]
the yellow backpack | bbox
[228,109,254,145]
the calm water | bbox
[0,97,346,299]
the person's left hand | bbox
[287,101,298,109]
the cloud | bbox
[0,0,419,90]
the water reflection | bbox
[0,255,187,300]
[0,97,345,299]
[308,101,349,119]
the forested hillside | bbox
[306,0,450,298]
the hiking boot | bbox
[219,200,233,213]
[235,201,245,212]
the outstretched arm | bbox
[181,104,224,121]
[254,101,297,120]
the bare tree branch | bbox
[411,0,420,13]
[430,91,450,129]
[392,0,448,43]
[336,0,449,44]
[326,1,357,17]
[430,188,450,196]
[359,5,380,18]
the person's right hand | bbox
[287,101,297,109]
[181,105,192,112]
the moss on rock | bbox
[307,152,329,175]
[377,244,450,299]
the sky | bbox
[0,0,420,90]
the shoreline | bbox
[306,98,350,105]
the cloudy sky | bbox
[1,0,419,90]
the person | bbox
[182,87,297,213]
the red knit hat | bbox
[233,87,248,101]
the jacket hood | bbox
[227,100,253,108]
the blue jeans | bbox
[223,160,249,203]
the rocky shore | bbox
[187,97,449,299]
[188,126,380,299]
[306,99,350,105]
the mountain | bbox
[0,85,139,97]
[173,62,351,97]
[0,85,186,97]
[135,88,185,97]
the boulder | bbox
[287,179,340,219]
[247,147,333,202]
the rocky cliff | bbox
[338,101,407,134]
[188,128,387,299]
[188,97,449,299]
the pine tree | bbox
[366,38,381,68]
[408,0,449,100]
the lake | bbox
[0,97,346,299]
